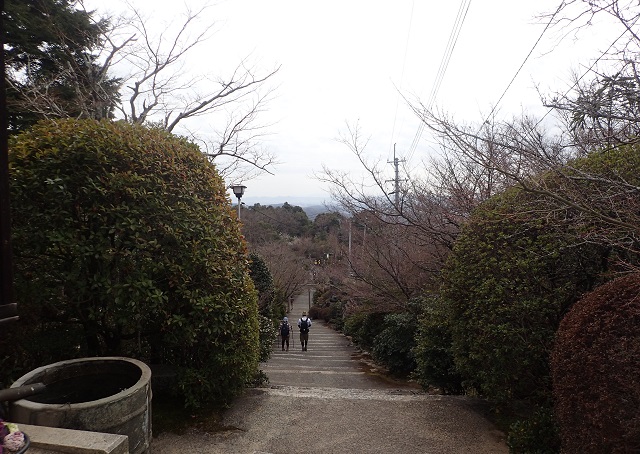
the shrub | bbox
[258,315,278,362]
[342,311,388,351]
[439,143,640,448]
[310,285,346,328]
[328,301,345,330]
[307,305,324,320]
[248,253,275,318]
[506,406,560,454]
[269,287,288,321]
[341,311,365,338]
[372,312,417,376]
[442,187,609,405]
[309,305,330,322]
[440,187,609,450]
[413,295,463,394]
[4,119,259,408]
[551,272,640,453]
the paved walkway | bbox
[152,292,508,453]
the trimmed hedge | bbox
[430,143,640,450]
[413,295,463,394]
[436,187,609,452]
[372,312,417,376]
[4,119,259,408]
[343,311,388,351]
[551,272,640,453]
[442,187,608,404]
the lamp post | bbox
[230,184,246,219]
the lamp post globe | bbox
[230,184,247,219]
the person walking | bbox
[279,317,291,351]
[297,311,312,351]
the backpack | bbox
[299,317,309,333]
[280,322,290,337]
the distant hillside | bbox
[242,197,334,221]
[242,196,326,206]
[302,205,330,220]
[248,203,331,220]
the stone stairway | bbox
[264,303,409,391]
[152,291,509,453]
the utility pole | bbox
[348,220,352,275]
[387,144,405,211]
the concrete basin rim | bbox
[10,356,151,409]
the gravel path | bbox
[151,294,508,453]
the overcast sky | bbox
[88,0,622,205]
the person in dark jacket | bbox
[297,311,312,351]
[279,317,291,351]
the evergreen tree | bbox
[3,0,120,131]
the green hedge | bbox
[372,312,417,376]
[433,143,640,450]
[4,119,259,408]
[413,295,463,394]
[343,311,388,351]
[442,187,608,404]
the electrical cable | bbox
[462,18,633,178]
[426,0,470,109]
[530,24,631,130]
[388,0,416,160]
[406,0,471,162]
[479,3,562,129]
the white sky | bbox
[87,0,623,205]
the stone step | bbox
[19,424,128,454]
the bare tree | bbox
[11,1,280,178]
[411,103,640,257]
[99,3,281,179]
[256,241,310,305]
[539,1,640,149]
[543,0,640,55]
[317,0,640,314]
[317,122,398,236]
[344,216,440,309]
[394,1,640,259]
[317,120,500,308]
[318,120,506,261]
[541,63,640,152]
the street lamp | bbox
[230,184,246,219]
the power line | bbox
[531,24,631,131]
[407,0,472,162]
[479,3,562,128]
[401,2,632,171]
[466,19,633,172]
[475,3,629,137]
[426,0,471,110]
[388,0,416,160]
[481,14,632,135]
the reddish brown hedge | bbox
[551,272,640,453]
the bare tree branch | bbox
[94,2,281,179]
[411,101,640,254]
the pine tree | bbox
[3,0,120,131]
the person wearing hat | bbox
[297,311,312,351]
[279,317,291,351]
